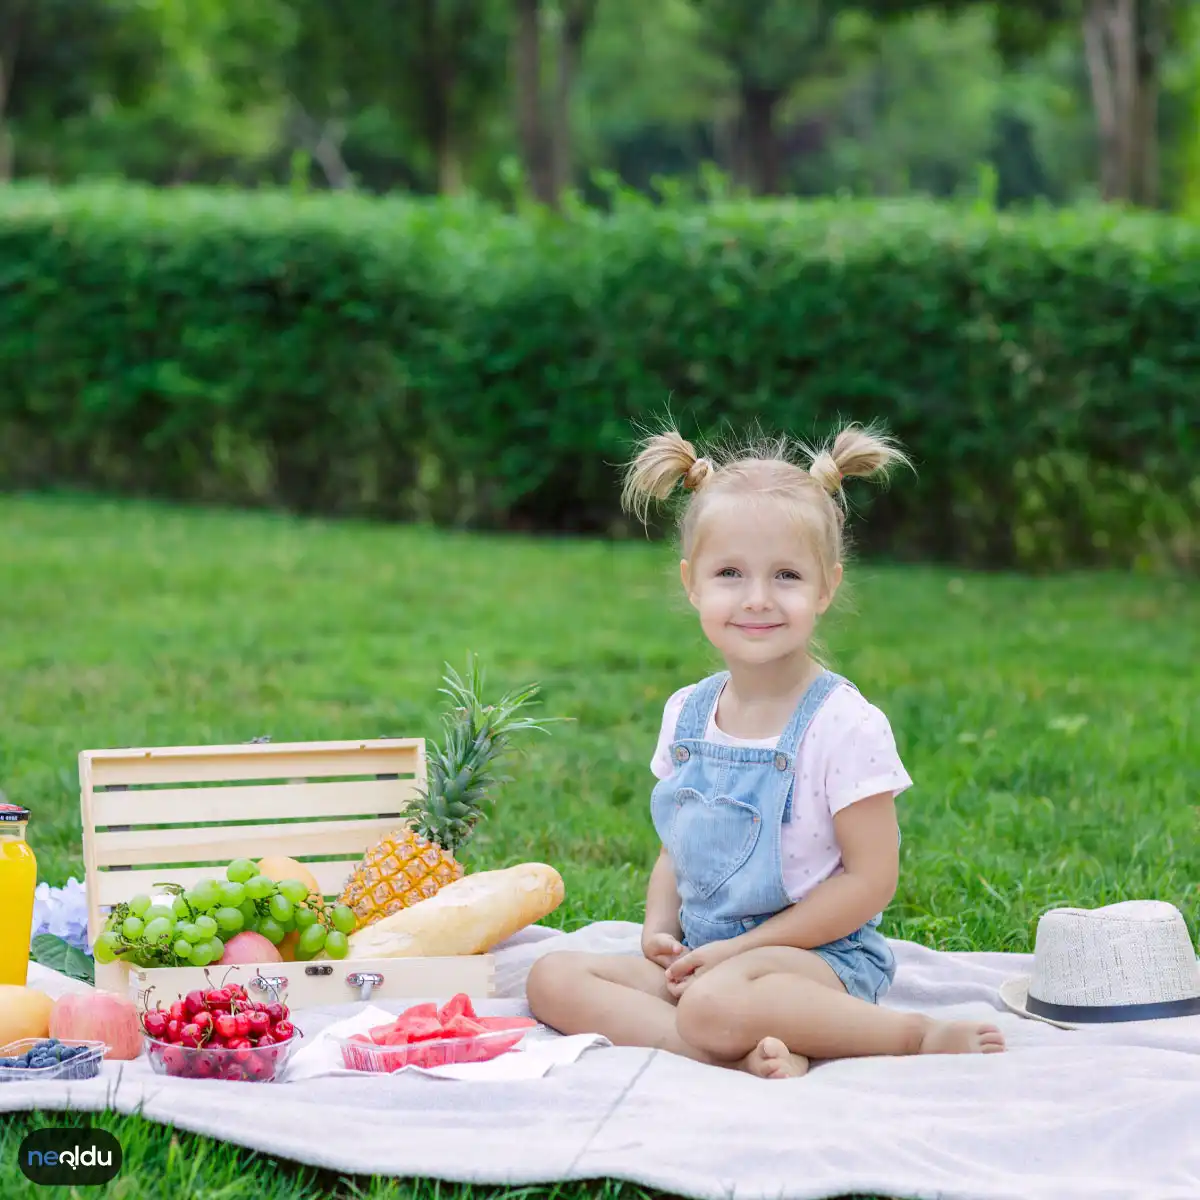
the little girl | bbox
[526,421,1006,1079]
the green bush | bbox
[0,181,1196,570]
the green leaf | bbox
[29,933,70,974]
[65,945,96,986]
[29,934,96,986]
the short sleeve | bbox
[649,686,694,780]
[821,702,913,815]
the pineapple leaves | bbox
[403,654,569,854]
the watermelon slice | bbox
[392,1013,444,1041]
[437,993,477,1024]
[475,1016,538,1033]
[441,1013,487,1038]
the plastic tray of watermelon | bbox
[332,994,539,1073]
[0,1038,108,1082]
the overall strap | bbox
[672,672,728,743]
[775,670,847,760]
[775,670,849,821]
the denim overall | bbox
[650,668,897,1004]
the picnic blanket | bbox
[7,920,1200,1200]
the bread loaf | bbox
[344,862,564,959]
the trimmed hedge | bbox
[0,182,1196,570]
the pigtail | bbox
[808,423,911,502]
[620,428,713,526]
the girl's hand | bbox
[664,939,740,998]
[642,931,685,969]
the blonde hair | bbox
[620,420,911,588]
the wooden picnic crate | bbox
[80,737,495,1009]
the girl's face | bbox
[681,498,841,670]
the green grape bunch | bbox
[93,857,357,968]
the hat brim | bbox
[997,976,1078,1030]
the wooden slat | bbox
[91,777,421,827]
[80,754,104,948]
[93,859,362,907]
[82,739,423,788]
[120,955,496,1007]
[93,816,411,868]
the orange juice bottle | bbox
[0,802,38,986]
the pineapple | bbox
[337,656,561,932]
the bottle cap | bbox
[0,802,30,822]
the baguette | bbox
[344,862,565,959]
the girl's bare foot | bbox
[739,1036,811,1079]
[918,1017,1006,1055]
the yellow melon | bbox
[0,985,54,1045]
[276,931,301,962]
[255,856,321,896]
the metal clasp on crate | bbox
[250,974,289,1003]
[346,971,384,1002]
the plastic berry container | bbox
[143,1033,297,1083]
[332,1026,534,1073]
[0,1038,108,1082]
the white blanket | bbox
[7,921,1200,1200]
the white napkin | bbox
[285,1005,609,1082]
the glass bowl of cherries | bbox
[140,984,300,1082]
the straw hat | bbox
[999,899,1200,1029]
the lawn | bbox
[1,492,1197,1200]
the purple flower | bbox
[30,877,92,954]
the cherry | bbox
[180,1022,204,1048]
[244,1057,270,1082]
[233,1013,251,1038]
[228,1037,252,1050]
[256,1032,276,1047]
[264,1003,287,1023]
[192,1010,215,1034]
[166,1019,183,1043]
[247,1012,270,1037]
[205,988,234,1012]
[183,989,208,1018]
[143,1011,168,1039]
[169,1000,186,1023]
[214,1013,238,1040]
[273,1020,295,1042]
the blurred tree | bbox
[4,0,295,183]
[550,0,600,194]
[685,0,848,194]
[512,0,601,205]
[0,0,164,178]
[890,0,1182,205]
[285,0,509,193]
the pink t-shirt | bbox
[650,679,912,903]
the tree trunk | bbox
[437,131,464,194]
[1081,0,1162,206]
[550,0,595,197]
[741,84,782,196]
[0,4,26,183]
[288,103,353,190]
[513,0,554,205]
[417,0,463,196]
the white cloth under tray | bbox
[8,920,1200,1200]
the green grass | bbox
[1,491,1198,1199]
